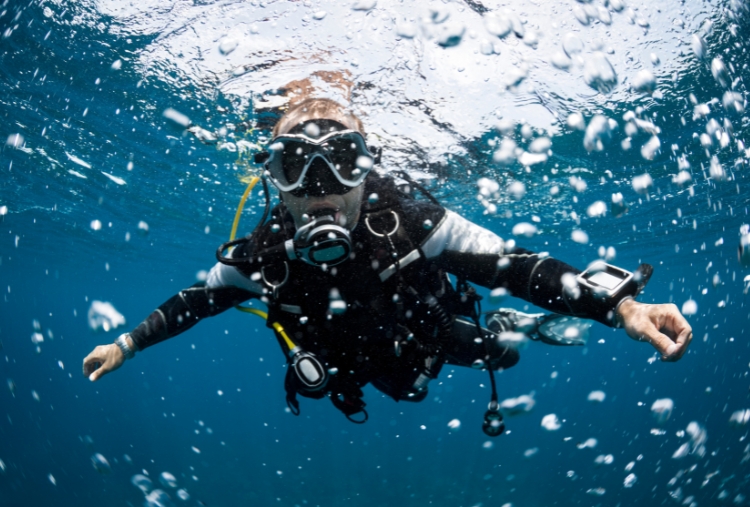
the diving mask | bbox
[260,130,375,197]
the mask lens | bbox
[280,141,312,186]
[327,136,371,183]
[326,137,358,177]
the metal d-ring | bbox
[261,261,289,297]
[365,210,400,238]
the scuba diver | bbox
[82,98,693,435]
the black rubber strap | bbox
[330,391,368,424]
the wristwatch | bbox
[114,333,136,360]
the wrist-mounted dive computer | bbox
[573,261,653,325]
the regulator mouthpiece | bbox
[286,215,352,267]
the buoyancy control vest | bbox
[231,173,479,422]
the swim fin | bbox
[485,309,591,346]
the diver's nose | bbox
[303,157,329,195]
[302,156,344,197]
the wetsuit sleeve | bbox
[423,211,624,327]
[129,281,256,351]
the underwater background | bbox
[1,0,750,506]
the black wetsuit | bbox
[127,173,625,417]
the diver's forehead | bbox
[277,112,362,136]
[286,119,350,138]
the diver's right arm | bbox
[82,262,264,381]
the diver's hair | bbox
[273,98,364,137]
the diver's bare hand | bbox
[83,343,125,381]
[616,298,692,362]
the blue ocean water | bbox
[1,0,749,506]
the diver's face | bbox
[281,184,364,230]
[275,114,367,230]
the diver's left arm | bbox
[423,210,692,360]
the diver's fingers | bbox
[82,346,107,376]
[83,344,124,381]
[659,308,693,362]
[662,315,693,361]
[88,361,113,382]
[658,303,692,337]
[664,328,692,362]
[638,324,678,360]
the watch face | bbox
[577,263,633,297]
[586,270,623,290]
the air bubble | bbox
[651,398,674,423]
[640,136,661,161]
[631,69,656,94]
[160,471,178,488]
[303,122,321,138]
[512,222,537,237]
[583,115,616,151]
[352,0,377,11]
[586,201,606,218]
[567,113,585,131]
[577,438,598,449]
[681,299,697,316]
[500,394,535,415]
[484,12,512,38]
[623,473,637,488]
[163,108,191,128]
[722,91,745,114]
[562,33,583,57]
[529,137,551,153]
[88,301,126,332]
[711,57,730,88]
[562,273,580,300]
[132,474,153,494]
[571,230,589,244]
[587,390,606,402]
[144,490,174,507]
[5,134,24,149]
[709,156,726,181]
[631,173,653,194]
[489,287,508,303]
[583,53,618,94]
[541,413,561,431]
[507,181,526,200]
[691,34,707,59]
[729,409,750,427]
[91,453,111,474]
[551,51,572,70]
[594,454,614,465]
